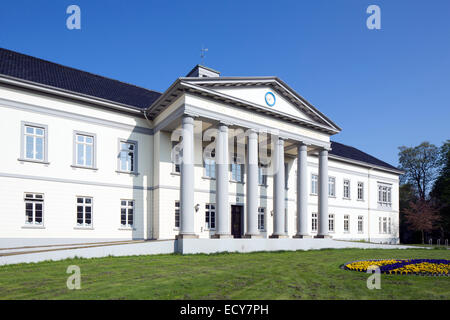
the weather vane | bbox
[200,45,208,65]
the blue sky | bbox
[1,0,449,167]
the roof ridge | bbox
[0,47,162,95]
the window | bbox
[175,201,180,228]
[343,180,350,199]
[74,132,96,168]
[120,200,134,227]
[328,177,336,197]
[24,193,44,225]
[118,140,137,173]
[328,214,335,232]
[388,217,392,234]
[172,142,181,173]
[258,164,267,185]
[76,197,92,227]
[311,174,318,195]
[22,123,47,162]
[357,182,364,200]
[344,215,350,232]
[205,204,216,230]
[378,184,392,207]
[231,156,243,182]
[285,163,289,189]
[312,213,318,232]
[258,207,265,231]
[358,216,364,233]
[204,150,215,178]
[379,216,388,234]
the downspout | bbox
[143,110,154,240]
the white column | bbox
[294,143,310,238]
[214,123,232,238]
[245,129,260,238]
[316,148,330,238]
[179,115,197,238]
[270,137,288,238]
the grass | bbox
[0,248,449,300]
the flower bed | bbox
[343,259,450,276]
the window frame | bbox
[357,182,364,201]
[20,121,49,163]
[76,196,93,228]
[377,183,392,207]
[258,164,268,186]
[72,131,97,169]
[174,201,180,229]
[328,214,335,232]
[358,215,364,233]
[205,203,216,230]
[171,141,181,174]
[230,156,244,183]
[311,212,318,232]
[117,139,138,174]
[258,207,266,231]
[328,176,336,197]
[120,199,135,228]
[311,174,318,195]
[343,214,350,233]
[203,149,216,179]
[23,193,44,227]
[343,179,350,199]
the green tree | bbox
[398,142,440,200]
[430,140,450,238]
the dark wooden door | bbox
[231,205,243,238]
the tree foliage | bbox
[403,200,440,244]
[398,142,439,200]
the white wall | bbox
[0,85,153,240]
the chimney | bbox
[186,65,220,78]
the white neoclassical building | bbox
[0,48,402,246]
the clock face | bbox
[265,92,276,107]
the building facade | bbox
[0,48,402,245]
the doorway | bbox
[231,205,243,238]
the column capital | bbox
[181,114,195,125]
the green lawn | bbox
[0,248,449,299]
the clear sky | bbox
[1,0,449,167]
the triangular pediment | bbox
[180,77,341,132]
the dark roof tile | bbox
[0,48,161,109]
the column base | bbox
[243,234,263,239]
[293,234,312,239]
[314,235,331,239]
[269,234,289,239]
[176,234,199,239]
[212,234,233,239]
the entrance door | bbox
[231,205,243,238]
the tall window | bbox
[205,204,216,230]
[258,164,267,185]
[75,133,95,167]
[344,215,350,232]
[231,156,243,182]
[24,193,44,225]
[379,217,388,234]
[204,150,215,178]
[77,197,92,227]
[120,200,134,227]
[258,207,265,231]
[175,201,180,228]
[23,124,46,161]
[119,140,136,173]
[328,177,336,197]
[358,216,364,233]
[311,174,318,195]
[388,217,392,234]
[312,213,318,232]
[343,180,350,199]
[284,163,289,189]
[383,217,387,233]
[357,182,364,200]
[328,214,335,232]
[172,142,181,173]
[378,184,392,207]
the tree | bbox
[403,200,440,244]
[430,140,450,239]
[398,142,440,200]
